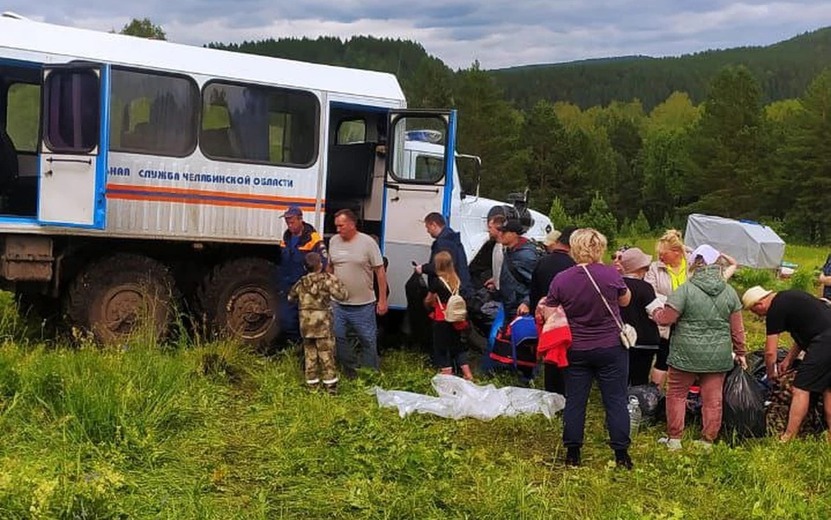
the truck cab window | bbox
[414,154,443,182]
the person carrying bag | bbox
[582,264,638,348]
[425,251,473,380]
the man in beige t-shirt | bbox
[328,209,388,373]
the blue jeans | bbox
[563,345,630,451]
[333,302,379,373]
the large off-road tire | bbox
[65,253,176,344]
[197,257,280,349]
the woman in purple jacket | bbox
[545,228,633,469]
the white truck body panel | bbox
[0,16,554,312]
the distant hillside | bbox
[490,27,831,110]
[208,27,831,112]
[206,36,452,103]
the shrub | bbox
[788,269,816,293]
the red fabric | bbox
[452,320,470,331]
[430,302,446,322]
[534,299,571,367]
[431,303,469,330]
[488,352,538,368]
[537,326,571,367]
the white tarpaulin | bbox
[685,214,785,269]
[374,374,565,421]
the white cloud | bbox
[4,1,831,68]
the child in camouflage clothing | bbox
[288,252,348,394]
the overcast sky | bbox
[5,1,831,69]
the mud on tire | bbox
[65,253,176,344]
[197,257,279,349]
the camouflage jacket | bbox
[287,272,348,338]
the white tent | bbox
[684,214,785,269]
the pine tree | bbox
[548,197,573,230]
[578,192,618,244]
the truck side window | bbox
[5,83,40,152]
[336,119,366,144]
[109,68,198,157]
[43,69,99,153]
[200,81,319,167]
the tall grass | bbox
[0,239,830,517]
[0,336,830,518]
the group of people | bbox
[278,204,831,469]
[279,206,387,394]
[479,222,831,469]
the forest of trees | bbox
[492,27,831,111]
[208,25,831,244]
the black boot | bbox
[615,449,633,470]
[565,447,581,467]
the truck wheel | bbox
[197,257,279,349]
[66,254,175,344]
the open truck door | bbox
[383,110,456,308]
[38,63,107,228]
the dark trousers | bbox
[544,363,566,395]
[654,337,670,371]
[432,321,468,369]
[628,347,658,386]
[563,345,630,451]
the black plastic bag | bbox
[722,364,766,439]
[405,271,431,353]
[628,384,665,425]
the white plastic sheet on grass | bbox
[374,374,566,421]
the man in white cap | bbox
[743,285,831,441]
[542,228,562,253]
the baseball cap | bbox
[543,229,562,246]
[281,205,303,218]
[499,219,524,234]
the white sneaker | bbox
[658,437,683,451]
[692,440,713,451]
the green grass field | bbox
[0,242,830,519]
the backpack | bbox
[527,238,547,259]
[439,278,468,323]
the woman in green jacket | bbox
[651,245,747,450]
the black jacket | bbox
[529,250,575,311]
[421,226,473,298]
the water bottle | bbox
[628,396,642,437]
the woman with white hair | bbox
[544,228,633,469]
[651,245,747,450]
[644,229,690,387]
